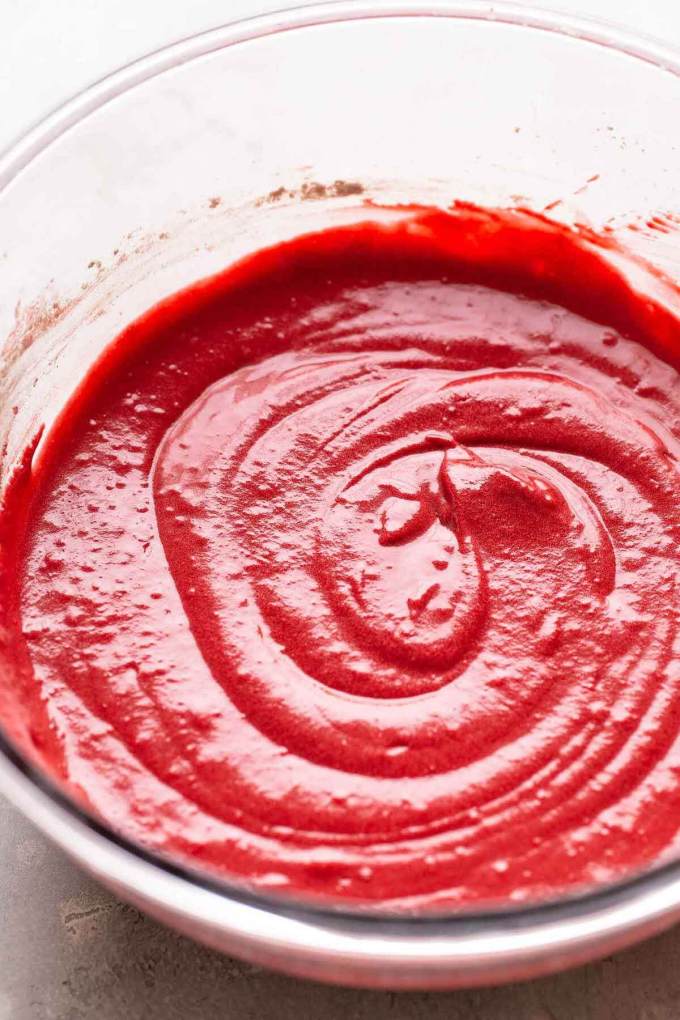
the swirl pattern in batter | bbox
[4,206,680,907]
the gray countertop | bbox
[3,793,680,1019]
[3,3,680,1017]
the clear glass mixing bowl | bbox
[1,0,679,989]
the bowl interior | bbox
[0,1,680,929]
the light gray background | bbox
[1,2,680,1018]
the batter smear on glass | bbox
[2,205,680,908]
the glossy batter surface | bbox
[4,207,680,908]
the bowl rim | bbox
[2,0,680,972]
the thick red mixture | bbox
[3,205,680,908]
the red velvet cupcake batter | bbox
[3,205,680,908]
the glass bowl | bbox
[1,0,680,989]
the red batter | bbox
[3,204,680,908]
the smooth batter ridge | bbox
[3,205,680,909]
